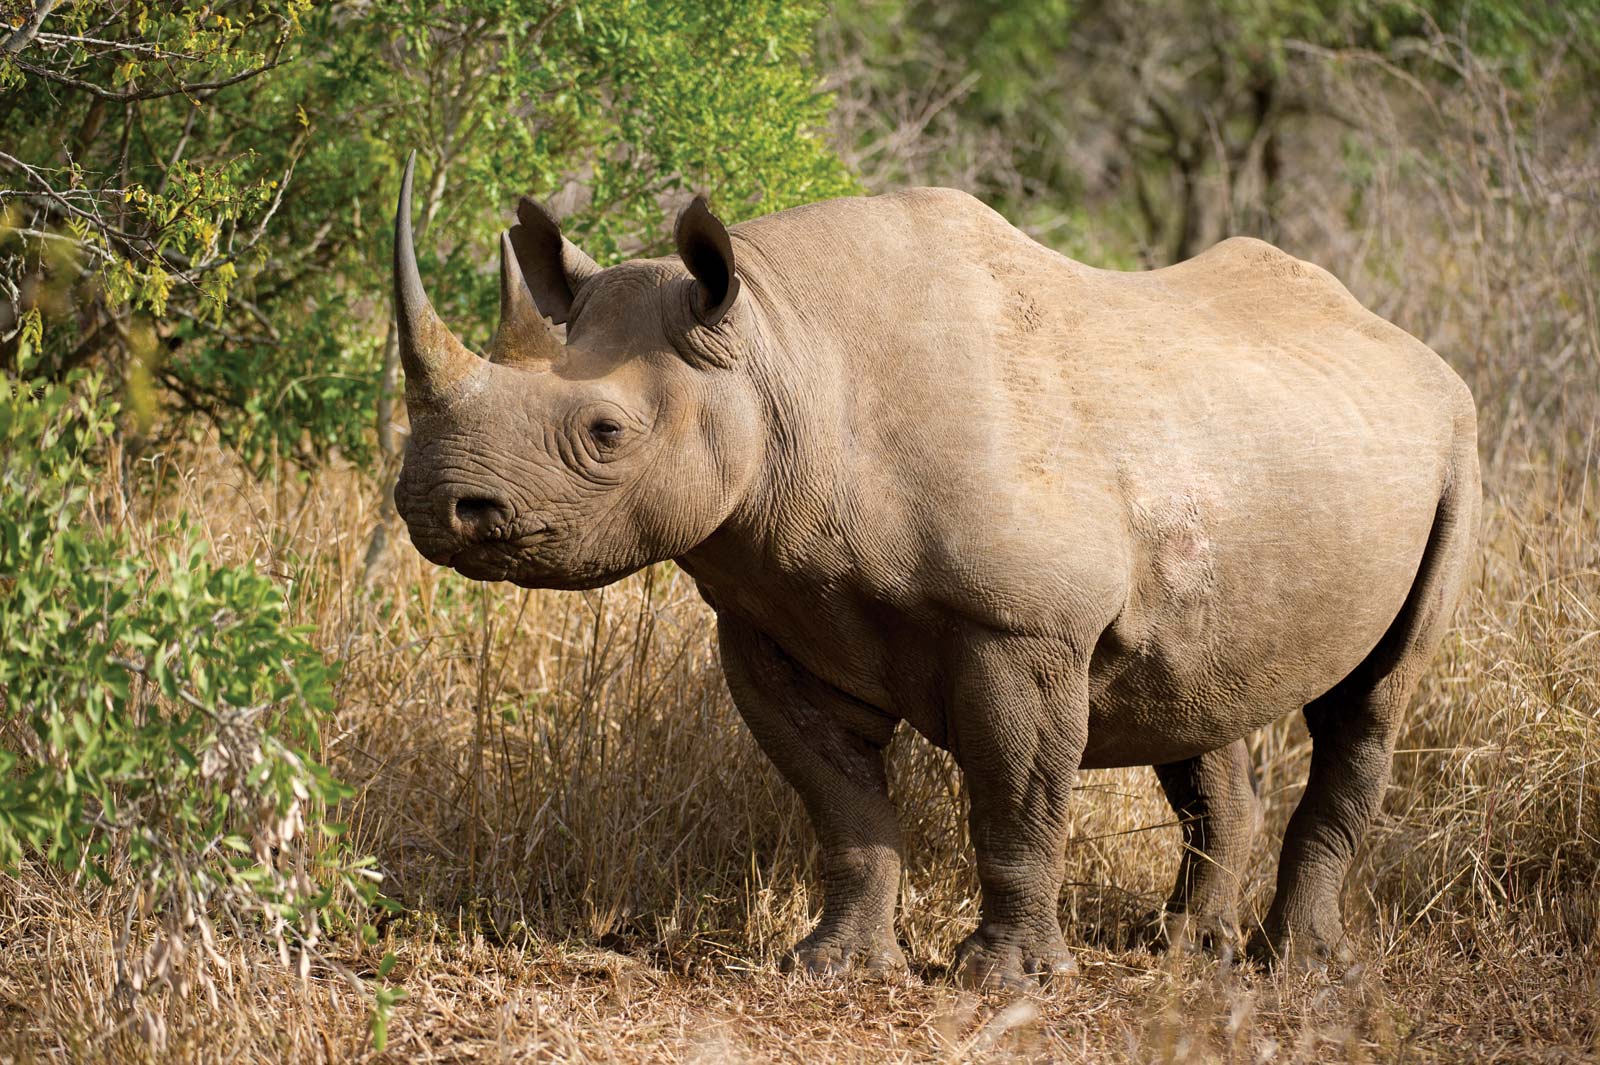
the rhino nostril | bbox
[450,494,511,537]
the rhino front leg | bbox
[948,632,1089,990]
[716,617,906,976]
[1153,740,1258,955]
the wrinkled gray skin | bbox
[390,155,1480,987]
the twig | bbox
[10,49,285,103]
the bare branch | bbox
[0,150,149,244]
[33,30,203,61]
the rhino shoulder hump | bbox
[882,186,1014,230]
[1197,235,1331,281]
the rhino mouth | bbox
[449,554,518,583]
[506,567,636,592]
[444,526,551,580]
[411,522,633,591]
[446,553,626,591]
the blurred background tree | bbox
[825,0,1599,263]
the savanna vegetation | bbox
[1,1,1596,1061]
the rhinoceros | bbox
[390,154,1479,987]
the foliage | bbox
[0,371,398,1045]
[0,0,854,468]
[0,1,319,459]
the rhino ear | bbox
[511,197,601,325]
[674,195,740,327]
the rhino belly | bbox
[1077,464,1441,768]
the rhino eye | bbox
[589,418,624,446]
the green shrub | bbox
[0,367,398,1044]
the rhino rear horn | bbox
[490,231,564,366]
[512,197,600,325]
[674,195,740,327]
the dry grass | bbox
[3,30,1599,1065]
[7,865,1597,1063]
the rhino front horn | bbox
[393,151,479,406]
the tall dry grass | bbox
[3,27,1598,1065]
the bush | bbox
[0,368,396,1046]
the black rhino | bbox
[390,155,1479,987]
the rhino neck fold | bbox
[674,287,914,721]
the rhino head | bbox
[391,155,763,590]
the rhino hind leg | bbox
[1252,671,1415,969]
[1252,450,1479,969]
[1153,739,1259,957]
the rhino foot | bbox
[954,923,1076,991]
[1245,922,1353,972]
[1153,911,1241,960]
[783,927,906,978]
